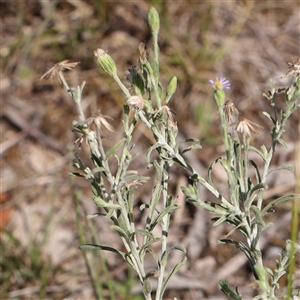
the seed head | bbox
[230,116,263,139]
[127,95,144,112]
[40,60,80,82]
[223,100,240,123]
[154,104,177,129]
[285,58,300,78]
[139,43,147,63]
[84,111,115,135]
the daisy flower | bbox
[208,77,231,90]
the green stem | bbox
[218,104,235,193]
[59,72,85,121]
[153,32,159,66]
[112,73,131,98]
[243,136,249,193]
[287,109,300,298]
[156,161,171,300]
[69,176,100,299]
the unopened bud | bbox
[165,76,177,103]
[148,7,160,33]
[94,49,117,76]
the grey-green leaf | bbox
[79,244,126,259]
[86,213,105,219]
[261,194,298,216]
[106,138,126,159]
[160,256,187,297]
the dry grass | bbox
[1,1,299,299]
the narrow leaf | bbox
[125,175,150,183]
[91,167,107,174]
[180,138,201,144]
[208,157,222,189]
[79,244,126,259]
[93,196,121,210]
[249,160,262,183]
[261,194,298,216]
[212,215,227,226]
[161,245,186,267]
[86,213,105,219]
[145,248,160,268]
[277,138,288,149]
[220,280,244,300]
[69,172,84,177]
[160,256,187,297]
[110,225,129,239]
[186,199,229,215]
[260,145,268,161]
[251,206,265,249]
[180,143,202,154]
[150,205,179,230]
[262,111,275,124]
[136,229,154,239]
[106,138,126,159]
[146,144,162,165]
[267,165,294,175]
[139,238,162,259]
[247,183,267,198]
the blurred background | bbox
[1,1,299,299]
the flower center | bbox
[215,80,222,90]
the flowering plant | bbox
[41,7,299,300]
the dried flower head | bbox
[208,77,231,90]
[40,60,80,81]
[139,43,147,62]
[125,65,144,95]
[74,130,96,151]
[125,65,138,87]
[125,178,148,189]
[84,111,115,134]
[127,95,144,112]
[230,116,263,139]
[285,58,300,78]
[154,104,177,129]
[73,124,96,151]
[223,100,240,123]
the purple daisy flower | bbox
[208,77,231,90]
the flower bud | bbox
[94,49,117,76]
[165,76,177,103]
[148,7,160,33]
